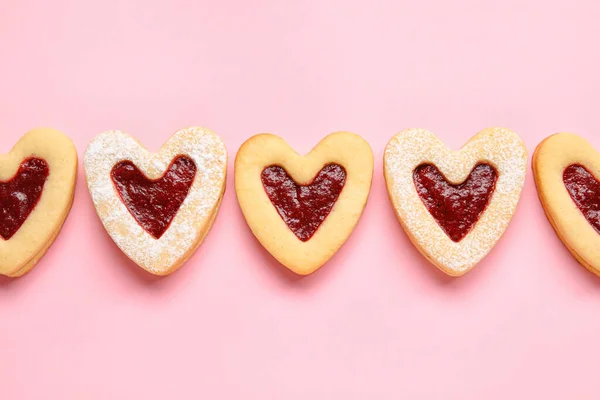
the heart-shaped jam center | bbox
[111,156,196,239]
[261,164,346,242]
[0,158,49,240]
[563,164,600,233]
[413,163,498,242]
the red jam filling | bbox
[261,164,346,242]
[413,163,498,242]
[0,158,49,240]
[563,164,600,234]
[111,156,196,239]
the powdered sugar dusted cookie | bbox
[84,127,227,275]
[384,128,527,276]
[235,132,373,275]
[0,128,77,277]
[533,133,600,275]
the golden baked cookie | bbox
[384,128,527,276]
[533,133,600,275]
[235,132,373,275]
[84,127,227,276]
[0,128,77,277]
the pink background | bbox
[1,0,600,398]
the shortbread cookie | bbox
[533,133,600,275]
[235,132,373,275]
[0,128,77,277]
[384,128,527,276]
[84,127,227,275]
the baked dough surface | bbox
[235,132,373,275]
[384,128,527,276]
[0,128,77,277]
[533,133,600,275]
[84,127,227,275]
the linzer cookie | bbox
[384,128,527,276]
[84,127,227,275]
[235,132,373,275]
[533,133,600,275]
[0,128,77,277]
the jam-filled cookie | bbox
[0,128,77,277]
[235,132,373,275]
[533,133,600,275]
[384,128,527,276]
[84,127,227,275]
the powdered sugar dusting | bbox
[384,128,527,275]
[84,127,227,274]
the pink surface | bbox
[1,0,600,398]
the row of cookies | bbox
[0,127,597,278]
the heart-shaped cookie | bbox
[235,132,373,275]
[0,128,77,277]
[84,127,227,275]
[384,128,527,276]
[533,133,600,275]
